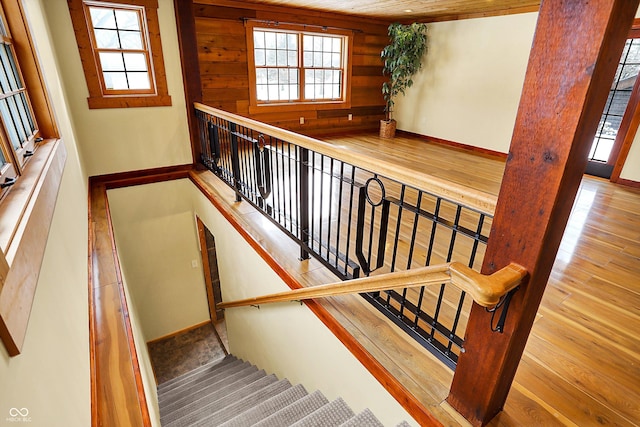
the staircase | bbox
[158,354,410,426]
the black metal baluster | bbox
[344,166,357,278]
[229,122,242,202]
[299,147,310,260]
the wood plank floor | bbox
[194,132,640,426]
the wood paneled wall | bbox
[192,0,390,135]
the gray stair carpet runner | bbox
[158,354,409,426]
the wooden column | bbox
[174,0,203,165]
[447,1,640,426]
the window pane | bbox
[277,50,287,66]
[115,10,140,31]
[279,84,289,100]
[287,34,297,50]
[123,53,147,71]
[5,46,22,88]
[265,32,276,49]
[0,55,10,93]
[289,69,298,84]
[287,50,297,67]
[332,38,341,52]
[303,51,312,67]
[100,52,125,71]
[0,46,18,91]
[119,31,143,50]
[279,68,289,83]
[103,72,128,89]
[332,53,341,68]
[15,93,32,137]
[267,68,278,84]
[268,84,278,99]
[313,36,322,51]
[254,31,265,49]
[313,52,322,67]
[90,7,116,29]
[255,49,265,66]
[290,84,299,100]
[305,84,313,99]
[256,68,267,84]
[322,53,332,67]
[19,93,35,131]
[323,37,332,53]
[265,49,276,66]
[94,29,119,49]
[7,96,26,143]
[257,84,268,100]
[127,72,150,89]
[276,33,287,49]
[0,99,21,150]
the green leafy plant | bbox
[381,23,428,121]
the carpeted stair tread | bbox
[164,374,280,427]
[339,408,385,427]
[191,379,295,426]
[395,422,412,427]
[217,384,309,427]
[161,367,265,420]
[158,354,238,393]
[159,360,252,405]
[251,390,329,427]
[290,397,355,427]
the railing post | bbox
[229,122,242,202]
[298,147,310,260]
[447,1,639,426]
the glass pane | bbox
[127,72,150,89]
[265,32,276,49]
[0,46,18,91]
[332,53,341,68]
[303,51,312,67]
[323,37,332,53]
[255,49,265,66]
[290,84,299,100]
[265,49,276,66]
[94,29,120,49]
[268,84,278,100]
[5,46,22,88]
[303,35,312,51]
[7,96,26,143]
[324,69,333,83]
[123,53,147,71]
[593,138,615,162]
[100,52,125,71]
[315,83,323,99]
[0,148,6,166]
[305,84,313,99]
[20,93,35,131]
[0,99,20,150]
[90,7,116,29]
[278,68,289,83]
[276,33,287,49]
[277,50,287,66]
[627,39,640,63]
[287,51,297,67]
[332,38,341,53]
[267,68,278,84]
[287,34,297,50]
[103,72,128,89]
[279,84,289,100]
[313,36,322,51]
[14,93,32,137]
[0,53,10,93]
[115,10,140,31]
[256,68,267,84]
[257,84,268,100]
[313,52,322,67]
[322,53,332,67]
[254,31,265,49]
[289,69,298,84]
[119,31,143,50]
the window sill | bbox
[0,139,67,356]
[87,94,172,109]
[248,99,351,114]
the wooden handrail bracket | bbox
[218,262,527,309]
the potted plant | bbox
[380,22,428,138]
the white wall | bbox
[189,184,417,427]
[395,13,537,154]
[107,180,210,341]
[43,0,192,177]
[0,0,90,425]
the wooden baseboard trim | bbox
[89,164,194,189]
[146,320,212,346]
[397,130,508,160]
[614,177,640,188]
[189,170,442,427]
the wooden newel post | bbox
[447,1,640,426]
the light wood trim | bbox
[146,320,211,345]
[195,102,497,215]
[218,262,526,309]
[196,216,219,322]
[0,140,66,355]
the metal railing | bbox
[195,103,497,368]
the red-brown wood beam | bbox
[174,0,203,165]
[447,1,639,426]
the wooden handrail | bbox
[217,262,527,309]
[194,102,498,216]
